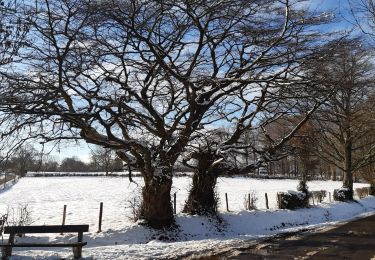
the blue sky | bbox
[49,141,92,163]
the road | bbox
[194,213,375,260]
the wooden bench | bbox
[0,225,89,259]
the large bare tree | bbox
[306,39,375,200]
[0,0,333,227]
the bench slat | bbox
[0,242,87,248]
[4,225,89,234]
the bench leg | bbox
[1,246,11,260]
[2,233,15,259]
[72,246,82,259]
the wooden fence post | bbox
[173,193,177,215]
[62,205,67,225]
[248,193,251,210]
[98,202,103,233]
[61,205,67,235]
[329,192,332,202]
[277,193,282,209]
[225,193,229,212]
[265,193,269,209]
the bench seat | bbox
[1,242,87,247]
[1,225,89,259]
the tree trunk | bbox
[183,169,217,215]
[331,167,336,181]
[183,152,219,215]
[141,172,174,228]
[342,141,354,200]
[369,184,375,196]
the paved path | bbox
[196,213,375,260]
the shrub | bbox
[370,185,375,196]
[244,191,258,210]
[277,191,309,210]
[5,205,33,237]
[333,187,353,201]
[310,190,327,203]
[6,205,33,227]
[126,194,142,222]
[355,187,369,199]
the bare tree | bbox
[7,145,38,176]
[269,117,319,179]
[40,155,59,172]
[0,0,334,227]
[90,146,119,175]
[306,39,375,200]
[59,157,88,172]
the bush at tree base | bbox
[277,191,309,209]
[370,185,375,196]
[333,187,353,201]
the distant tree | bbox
[8,145,38,176]
[289,120,319,179]
[90,146,120,175]
[40,155,59,172]
[59,157,88,172]
[355,95,375,195]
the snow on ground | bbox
[0,176,374,259]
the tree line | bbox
[0,145,124,175]
[0,0,374,228]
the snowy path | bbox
[213,213,375,259]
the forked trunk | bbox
[141,174,174,228]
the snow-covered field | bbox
[0,176,374,259]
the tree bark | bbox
[342,140,354,200]
[331,167,336,181]
[141,171,174,228]
[183,152,220,215]
[183,170,218,215]
[369,184,375,196]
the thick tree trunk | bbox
[183,169,217,215]
[342,141,353,200]
[141,171,174,228]
[369,184,375,196]
[183,152,220,215]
